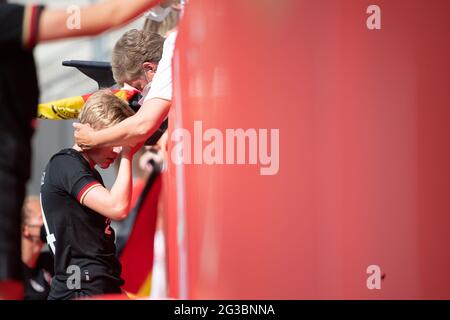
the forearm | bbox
[109,154,133,219]
[91,98,171,148]
[39,0,160,42]
[96,0,161,27]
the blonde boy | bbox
[40,90,136,300]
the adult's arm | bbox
[73,30,176,149]
[38,0,160,42]
[74,97,170,149]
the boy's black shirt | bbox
[40,148,123,300]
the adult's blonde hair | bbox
[111,29,164,87]
[79,90,135,130]
[142,3,181,37]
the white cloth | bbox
[144,31,177,102]
[122,82,151,106]
[138,81,152,105]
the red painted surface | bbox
[164,0,450,299]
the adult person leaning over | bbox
[72,1,184,152]
[0,0,164,300]
[73,29,177,154]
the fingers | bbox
[73,122,92,130]
[72,122,95,151]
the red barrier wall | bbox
[165,0,450,299]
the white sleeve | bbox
[145,31,177,102]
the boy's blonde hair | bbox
[111,29,164,87]
[79,90,135,130]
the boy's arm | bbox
[81,148,134,221]
[38,0,160,42]
[74,97,171,149]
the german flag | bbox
[37,89,140,120]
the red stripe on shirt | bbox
[76,181,101,203]
[28,5,39,49]
[23,5,42,50]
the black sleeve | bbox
[0,3,44,50]
[50,155,102,203]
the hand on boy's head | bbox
[73,122,94,150]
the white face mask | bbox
[139,80,152,105]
